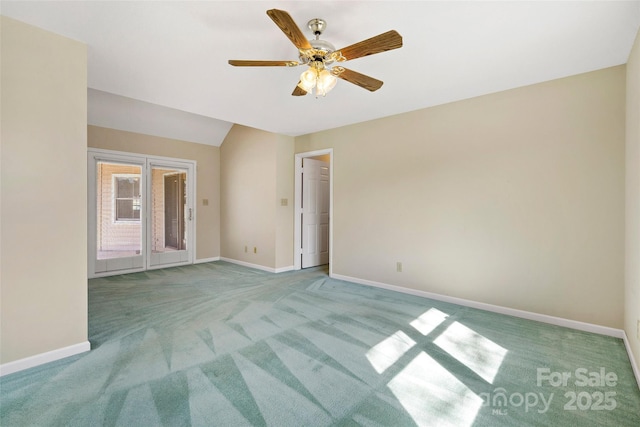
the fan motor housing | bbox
[310,38,335,53]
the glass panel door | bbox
[91,158,145,275]
[148,162,193,268]
[89,150,195,277]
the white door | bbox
[301,158,330,268]
[89,153,146,276]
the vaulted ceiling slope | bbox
[3,1,640,146]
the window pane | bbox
[116,177,140,198]
[114,176,141,221]
[116,199,139,220]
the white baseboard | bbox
[0,341,91,377]
[199,257,294,273]
[220,257,294,274]
[220,257,275,272]
[622,332,640,391]
[194,257,220,264]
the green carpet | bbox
[1,261,639,426]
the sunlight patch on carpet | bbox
[433,321,507,384]
[410,307,449,336]
[366,331,416,374]
[388,351,483,427]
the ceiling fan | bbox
[228,9,403,97]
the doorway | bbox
[88,149,195,277]
[163,173,186,250]
[148,162,192,268]
[294,149,333,274]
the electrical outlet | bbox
[244,246,247,253]
[396,262,402,273]
[281,198,288,206]
[254,247,257,254]
[202,198,209,206]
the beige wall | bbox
[1,17,88,363]
[275,135,295,269]
[88,126,220,260]
[626,28,640,372]
[297,66,625,329]
[220,125,294,269]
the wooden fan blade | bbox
[292,83,307,96]
[337,30,402,61]
[228,60,298,67]
[267,9,312,50]
[336,67,384,92]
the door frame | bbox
[294,149,333,274]
[88,148,196,278]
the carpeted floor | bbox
[1,261,639,426]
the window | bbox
[114,175,141,221]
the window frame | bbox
[113,173,142,223]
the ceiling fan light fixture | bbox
[298,68,318,92]
[298,66,338,97]
[316,69,337,96]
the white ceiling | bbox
[3,1,640,146]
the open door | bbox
[301,158,330,268]
[295,150,332,271]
